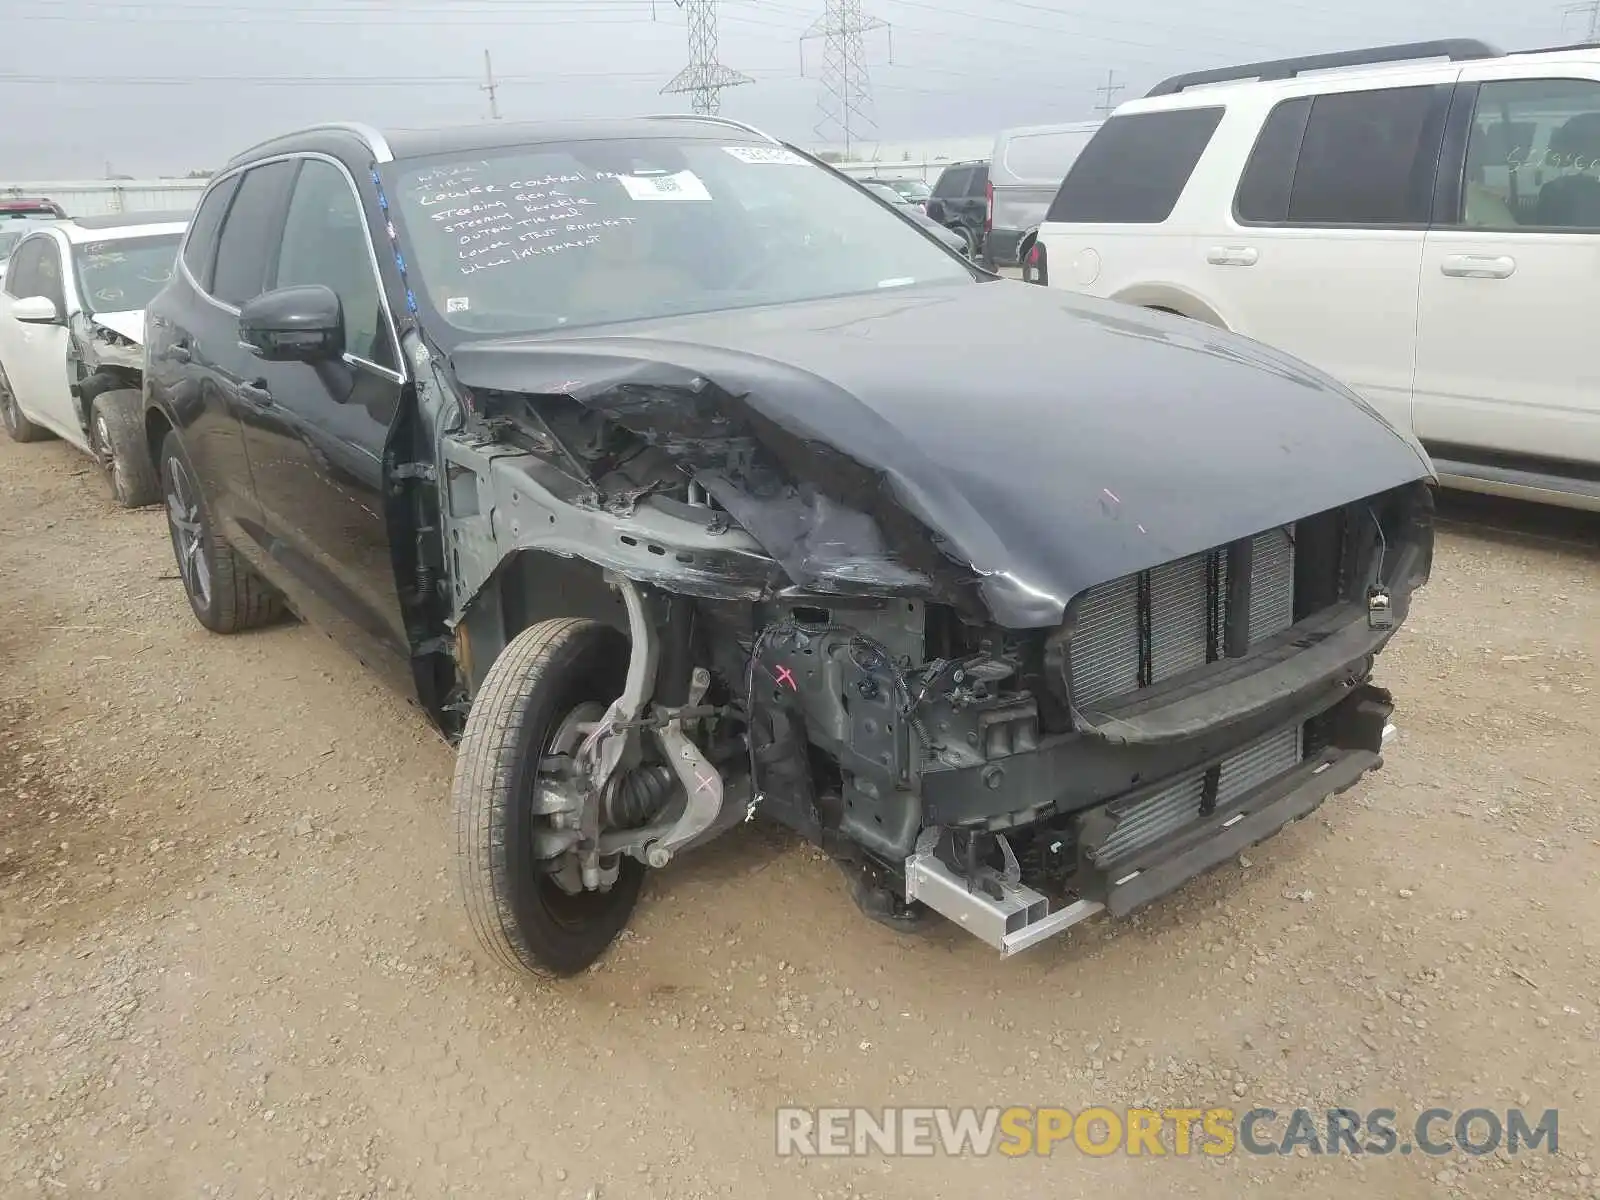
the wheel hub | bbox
[536,701,608,895]
[165,457,211,609]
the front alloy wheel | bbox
[453,618,646,979]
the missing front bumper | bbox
[903,719,1396,956]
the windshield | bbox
[386,136,974,337]
[74,234,180,313]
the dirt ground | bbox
[1,433,1597,1200]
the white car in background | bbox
[0,213,186,506]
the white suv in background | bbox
[1033,39,1600,512]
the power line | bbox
[1092,68,1124,117]
[661,0,752,115]
[801,0,891,158]
[0,69,790,87]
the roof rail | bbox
[1144,39,1504,98]
[1508,39,1600,57]
[227,121,394,167]
[639,112,781,144]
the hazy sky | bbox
[0,0,1578,178]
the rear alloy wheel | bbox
[0,360,50,444]
[159,430,284,634]
[453,618,646,979]
[90,389,160,508]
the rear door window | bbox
[1003,130,1095,184]
[1234,98,1312,223]
[211,160,296,307]
[933,167,971,197]
[1282,85,1448,226]
[1046,107,1224,223]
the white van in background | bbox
[984,120,1100,267]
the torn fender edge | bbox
[453,351,995,620]
[438,434,782,634]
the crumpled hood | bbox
[90,309,145,345]
[450,280,1434,627]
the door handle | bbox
[238,380,274,408]
[169,344,192,364]
[1207,246,1258,267]
[1440,254,1515,279]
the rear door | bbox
[0,234,79,441]
[1412,71,1600,468]
[1210,83,1454,432]
[236,155,410,678]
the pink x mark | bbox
[771,663,798,691]
[694,769,717,794]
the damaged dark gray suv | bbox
[141,116,1435,976]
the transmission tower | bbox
[1560,0,1600,39]
[661,0,752,115]
[1093,69,1125,117]
[801,0,891,159]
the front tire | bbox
[159,430,284,634]
[90,389,160,508]
[453,618,645,979]
[0,360,50,444]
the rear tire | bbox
[90,389,160,508]
[159,430,284,634]
[453,618,646,979]
[0,359,50,444]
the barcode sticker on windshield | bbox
[614,170,712,201]
[722,146,806,166]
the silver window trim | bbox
[639,113,781,144]
[226,121,394,168]
[176,150,407,385]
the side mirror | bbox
[11,295,60,324]
[239,284,344,363]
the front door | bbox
[1413,73,1600,467]
[0,235,79,442]
[236,156,410,682]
